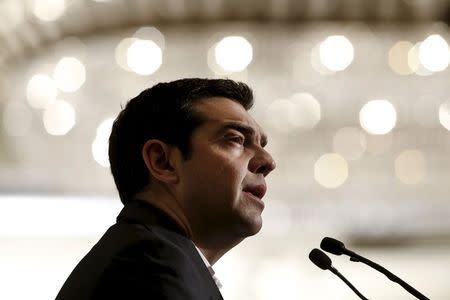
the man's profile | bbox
[56,78,276,299]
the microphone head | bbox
[320,237,346,255]
[309,248,332,270]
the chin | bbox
[247,226,262,237]
[239,215,263,237]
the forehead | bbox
[194,97,263,132]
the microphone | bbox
[320,237,429,300]
[309,248,369,300]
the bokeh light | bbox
[2,102,33,137]
[439,100,450,131]
[419,34,450,72]
[115,37,138,72]
[92,139,110,168]
[332,127,367,161]
[26,74,57,109]
[53,57,86,93]
[92,118,114,167]
[43,100,76,136]
[265,93,321,132]
[289,93,321,129]
[395,149,427,184]
[133,27,165,49]
[214,36,253,72]
[127,39,162,75]
[265,99,295,133]
[32,0,66,22]
[408,42,433,76]
[407,42,420,72]
[388,41,414,75]
[310,43,335,75]
[319,35,354,71]
[314,153,349,188]
[96,118,114,138]
[359,99,397,135]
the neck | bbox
[135,184,243,265]
[134,184,193,238]
[195,237,244,265]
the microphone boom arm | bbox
[346,249,429,300]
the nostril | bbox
[258,161,275,176]
[258,165,269,176]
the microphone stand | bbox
[329,266,369,300]
[309,248,370,300]
[346,250,429,300]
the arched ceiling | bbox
[1,0,450,65]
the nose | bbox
[248,147,276,177]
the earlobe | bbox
[142,140,180,184]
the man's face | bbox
[178,97,276,244]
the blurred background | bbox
[1,0,450,299]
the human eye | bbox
[226,134,245,145]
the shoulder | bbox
[57,205,223,300]
[92,223,207,299]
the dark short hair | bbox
[109,78,254,203]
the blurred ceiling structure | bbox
[2,0,450,65]
[1,0,450,244]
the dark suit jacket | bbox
[55,199,224,300]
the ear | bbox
[142,139,180,185]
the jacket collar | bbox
[116,199,188,238]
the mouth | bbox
[242,184,267,200]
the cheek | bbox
[216,155,248,184]
[184,145,250,195]
[194,158,248,201]
[199,145,248,176]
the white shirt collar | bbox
[194,245,223,289]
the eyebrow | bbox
[220,121,268,147]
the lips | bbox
[242,184,267,200]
